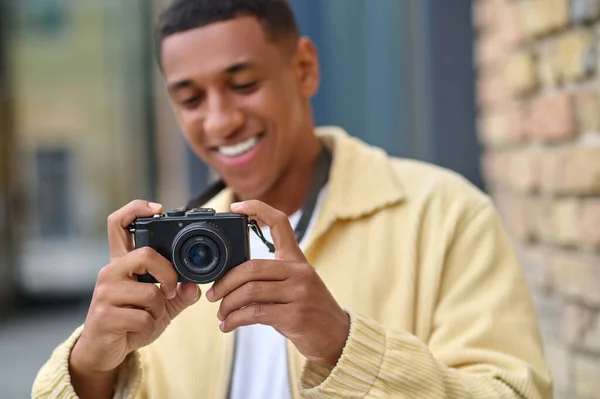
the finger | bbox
[108,199,163,260]
[165,283,201,320]
[109,247,179,299]
[106,282,167,321]
[217,280,292,322]
[230,200,305,261]
[220,303,288,333]
[207,259,289,302]
[94,307,156,336]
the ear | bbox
[293,37,320,99]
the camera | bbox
[130,208,251,284]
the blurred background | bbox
[0,0,598,398]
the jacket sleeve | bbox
[31,326,144,399]
[300,201,553,399]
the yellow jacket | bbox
[33,127,552,398]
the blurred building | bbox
[0,0,192,307]
[0,0,479,307]
[475,0,600,398]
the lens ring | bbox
[181,237,220,275]
[171,222,232,284]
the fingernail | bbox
[219,322,225,332]
[206,288,215,302]
[217,310,222,321]
[231,202,244,209]
[148,202,162,210]
[162,284,176,299]
[192,287,201,303]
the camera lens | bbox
[189,243,213,268]
[171,222,232,284]
[182,238,219,274]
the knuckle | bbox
[138,246,157,261]
[144,284,162,304]
[137,311,154,329]
[130,199,146,209]
[294,284,309,301]
[252,304,266,318]
[93,305,110,321]
[246,259,263,274]
[245,281,261,297]
[96,265,113,283]
[274,210,287,224]
[106,212,118,227]
[296,262,314,279]
[93,283,109,303]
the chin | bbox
[227,175,274,201]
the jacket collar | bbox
[202,126,406,250]
[303,126,405,250]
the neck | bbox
[241,135,322,217]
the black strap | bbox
[186,145,332,251]
[293,145,332,244]
[186,179,227,211]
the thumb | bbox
[165,283,201,320]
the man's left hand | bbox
[205,200,350,367]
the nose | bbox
[203,91,244,138]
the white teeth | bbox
[218,136,258,157]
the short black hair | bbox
[155,0,300,68]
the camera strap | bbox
[187,144,333,253]
[293,144,332,245]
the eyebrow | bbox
[224,62,254,74]
[167,62,258,93]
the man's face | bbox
[161,17,318,199]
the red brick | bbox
[580,199,600,248]
[575,91,600,132]
[477,71,511,109]
[553,251,600,306]
[554,29,596,82]
[529,93,577,142]
[474,0,500,31]
[518,0,570,38]
[537,42,560,88]
[539,149,568,193]
[480,152,501,188]
[539,147,600,195]
[563,148,600,194]
[551,199,581,246]
[531,198,554,242]
[494,1,525,48]
[475,33,507,69]
[478,108,527,148]
[504,51,538,95]
[507,149,540,192]
[492,192,537,241]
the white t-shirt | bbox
[228,186,328,399]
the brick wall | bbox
[474,0,600,398]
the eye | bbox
[232,81,259,92]
[180,96,201,108]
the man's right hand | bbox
[69,200,201,399]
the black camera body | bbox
[130,208,250,284]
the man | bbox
[33,0,552,398]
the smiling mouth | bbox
[216,135,261,157]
